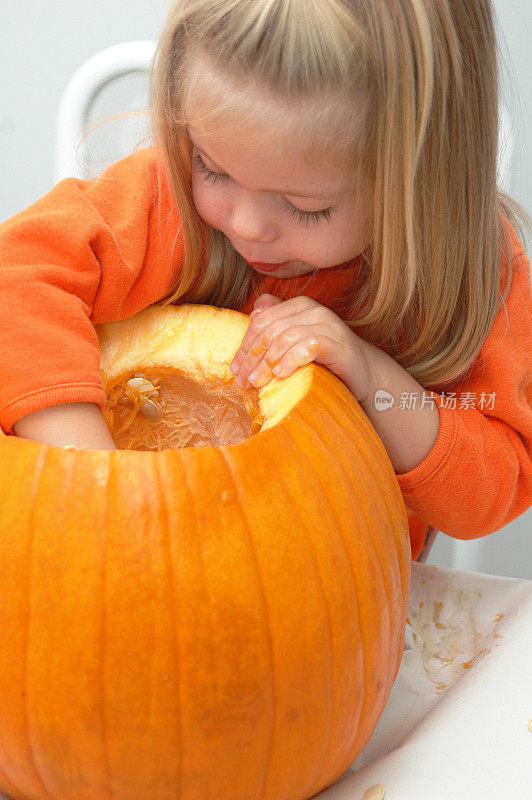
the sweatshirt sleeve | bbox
[0,146,183,435]
[395,224,532,539]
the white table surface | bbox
[321,561,532,799]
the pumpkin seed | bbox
[62,445,77,450]
[127,377,145,389]
[140,399,163,422]
[363,784,384,800]
[128,377,156,392]
[528,718,532,733]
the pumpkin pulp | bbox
[102,368,261,450]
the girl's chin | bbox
[248,262,314,278]
[243,258,317,274]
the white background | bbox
[1,1,530,577]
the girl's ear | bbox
[251,294,283,315]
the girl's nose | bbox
[230,190,276,244]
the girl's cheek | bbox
[191,181,224,227]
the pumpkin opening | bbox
[97,304,313,451]
[101,367,263,450]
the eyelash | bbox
[193,153,334,226]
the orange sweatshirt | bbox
[1,146,531,560]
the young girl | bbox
[0,0,530,560]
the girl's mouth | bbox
[243,259,290,271]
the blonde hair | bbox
[145,0,529,390]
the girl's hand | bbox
[230,293,374,402]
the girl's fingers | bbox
[250,293,283,315]
[231,296,321,373]
[246,334,335,388]
[235,323,312,387]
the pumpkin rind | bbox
[0,304,410,800]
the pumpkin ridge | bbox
[216,445,276,796]
[274,404,390,776]
[27,448,65,800]
[179,452,220,794]
[100,455,112,800]
[151,450,184,796]
[297,387,400,661]
[295,387,396,600]
[317,368,397,478]
[300,384,408,687]
[0,444,56,800]
[253,422,338,797]
[268,419,363,794]
[313,371,410,608]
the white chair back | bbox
[54,41,156,183]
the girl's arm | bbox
[13,403,117,449]
[0,146,181,441]
[350,344,441,475]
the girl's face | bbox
[186,58,373,279]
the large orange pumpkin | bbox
[0,304,410,800]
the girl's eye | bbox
[279,199,334,226]
[193,152,335,226]
[194,153,229,185]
